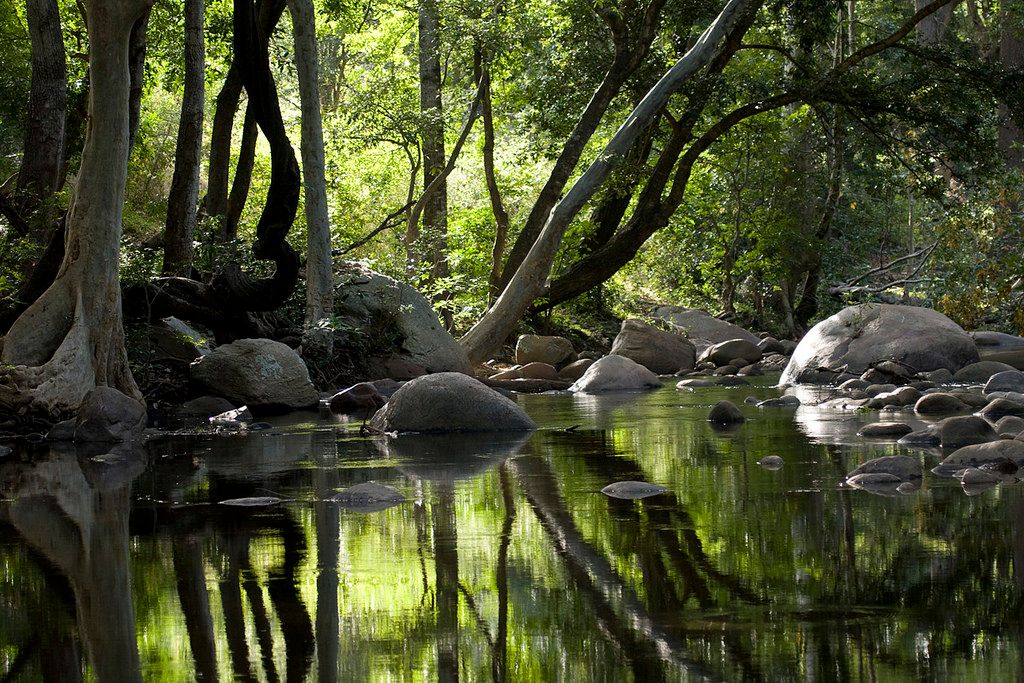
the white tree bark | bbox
[460,0,755,363]
[288,0,334,338]
[1,0,152,411]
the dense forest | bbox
[0,0,1022,416]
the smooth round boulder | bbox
[708,400,745,425]
[857,422,913,438]
[937,415,998,448]
[569,355,662,394]
[779,304,979,385]
[920,368,954,383]
[190,338,319,410]
[953,361,1018,383]
[914,393,970,415]
[610,319,696,374]
[984,370,1024,394]
[651,306,759,353]
[515,335,575,367]
[978,398,1024,421]
[178,395,237,418]
[846,455,922,481]
[699,339,762,367]
[994,415,1024,436]
[368,373,535,433]
[517,362,560,380]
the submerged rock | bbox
[601,481,667,499]
[218,496,284,507]
[708,400,745,425]
[857,422,913,438]
[329,482,406,512]
[846,455,922,481]
[757,455,784,470]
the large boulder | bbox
[651,306,759,354]
[972,331,1024,369]
[149,316,213,363]
[72,387,147,442]
[699,339,762,367]
[780,304,979,385]
[190,338,319,410]
[569,354,662,393]
[953,360,1018,383]
[333,262,472,376]
[515,335,575,367]
[369,372,535,433]
[610,319,696,374]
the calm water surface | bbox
[1,380,1022,681]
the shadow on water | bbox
[1,387,1024,680]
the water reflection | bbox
[0,387,1022,680]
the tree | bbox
[0,0,155,412]
[460,0,756,363]
[163,0,206,276]
[288,0,334,343]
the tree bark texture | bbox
[2,0,153,411]
[127,8,151,152]
[288,0,334,330]
[480,59,510,305]
[460,0,756,363]
[163,0,206,276]
[16,0,67,220]
[225,105,258,240]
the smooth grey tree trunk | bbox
[460,0,754,363]
[289,0,334,338]
[163,0,205,276]
[1,0,151,410]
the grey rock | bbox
[994,415,1024,436]
[939,440,1024,473]
[333,261,472,375]
[179,395,237,418]
[897,427,941,447]
[190,338,319,410]
[959,466,1002,485]
[953,360,1019,383]
[676,378,716,388]
[780,304,979,385]
[757,395,801,408]
[708,400,745,425]
[717,376,750,387]
[558,358,596,382]
[921,368,954,383]
[846,472,904,493]
[610,319,696,374]
[515,335,575,367]
[972,330,1024,369]
[218,496,283,507]
[370,372,536,433]
[915,393,970,415]
[209,406,254,426]
[858,422,913,438]
[74,387,147,443]
[601,481,667,499]
[651,306,759,354]
[984,370,1024,394]
[937,415,998,448]
[757,455,784,469]
[569,355,663,394]
[758,337,785,354]
[149,316,213,363]
[865,383,898,397]
[699,339,762,367]
[329,383,386,415]
[847,455,922,480]
[978,398,1024,420]
[840,378,871,391]
[712,365,738,376]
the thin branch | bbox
[338,200,415,255]
[842,240,937,287]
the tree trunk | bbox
[127,8,151,152]
[999,4,1024,169]
[289,0,334,336]
[163,0,206,276]
[16,0,67,222]
[1,0,151,412]
[412,0,450,324]
[225,105,257,241]
[460,0,755,363]
[480,57,510,305]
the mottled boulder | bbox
[190,338,319,410]
[73,387,147,443]
[698,339,762,367]
[780,304,978,385]
[515,335,575,367]
[333,261,472,376]
[369,372,535,433]
[610,319,696,374]
[953,361,1018,383]
[569,355,662,393]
